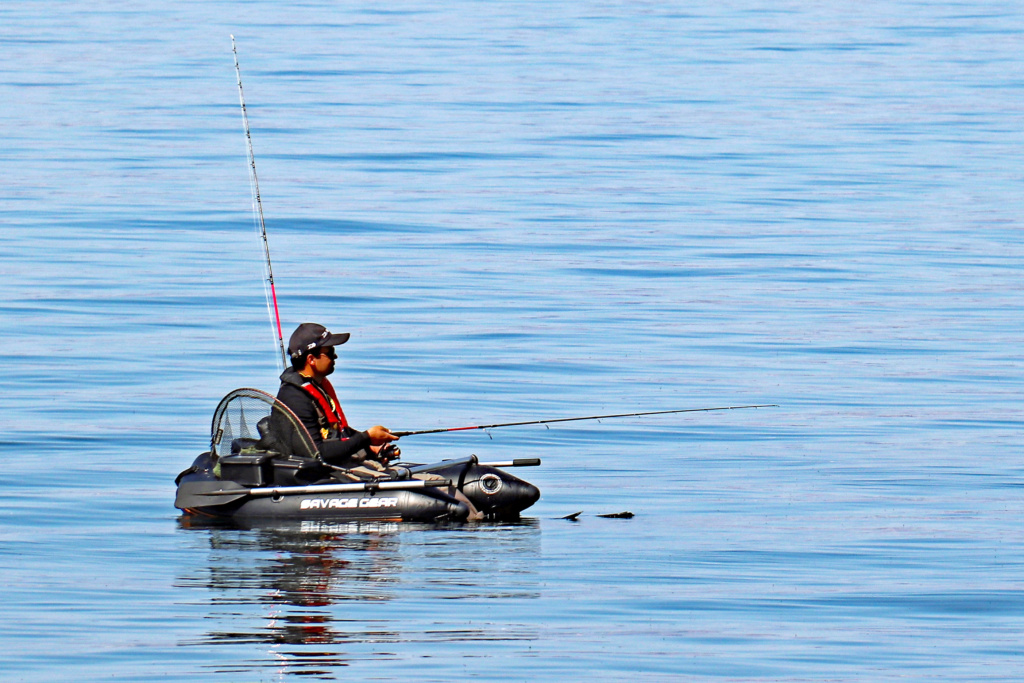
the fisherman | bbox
[277,322,399,469]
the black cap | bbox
[288,323,351,359]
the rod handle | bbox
[478,458,542,468]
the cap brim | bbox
[324,332,350,346]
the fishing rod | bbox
[231,35,288,370]
[392,404,778,437]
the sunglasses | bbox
[316,347,337,359]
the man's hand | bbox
[366,425,398,446]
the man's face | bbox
[311,346,337,377]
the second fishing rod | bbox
[232,35,288,371]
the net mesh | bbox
[210,388,318,459]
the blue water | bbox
[2,1,1024,680]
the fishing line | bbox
[393,404,778,437]
[232,35,288,370]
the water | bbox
[2,1,1023,680]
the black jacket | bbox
[277,368,371,466]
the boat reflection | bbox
[176,517,541,677]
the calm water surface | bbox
[2,1,1023,680]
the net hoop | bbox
[209,387,320,460]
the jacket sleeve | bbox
[319,428,372,466]
[277,383,371,465]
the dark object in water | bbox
[561,511,583,521]
[175,388,540,524]
[597,511,634,519]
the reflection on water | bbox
[176,519,540,678]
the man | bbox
[277,322,398,468]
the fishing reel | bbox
[377,443,400,465]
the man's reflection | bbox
[176,519,540,677]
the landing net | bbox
[210,387,318,460]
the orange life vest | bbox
[300,377,349,439]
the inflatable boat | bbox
[175,388,541,523]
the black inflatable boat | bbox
[175,388,541,523]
